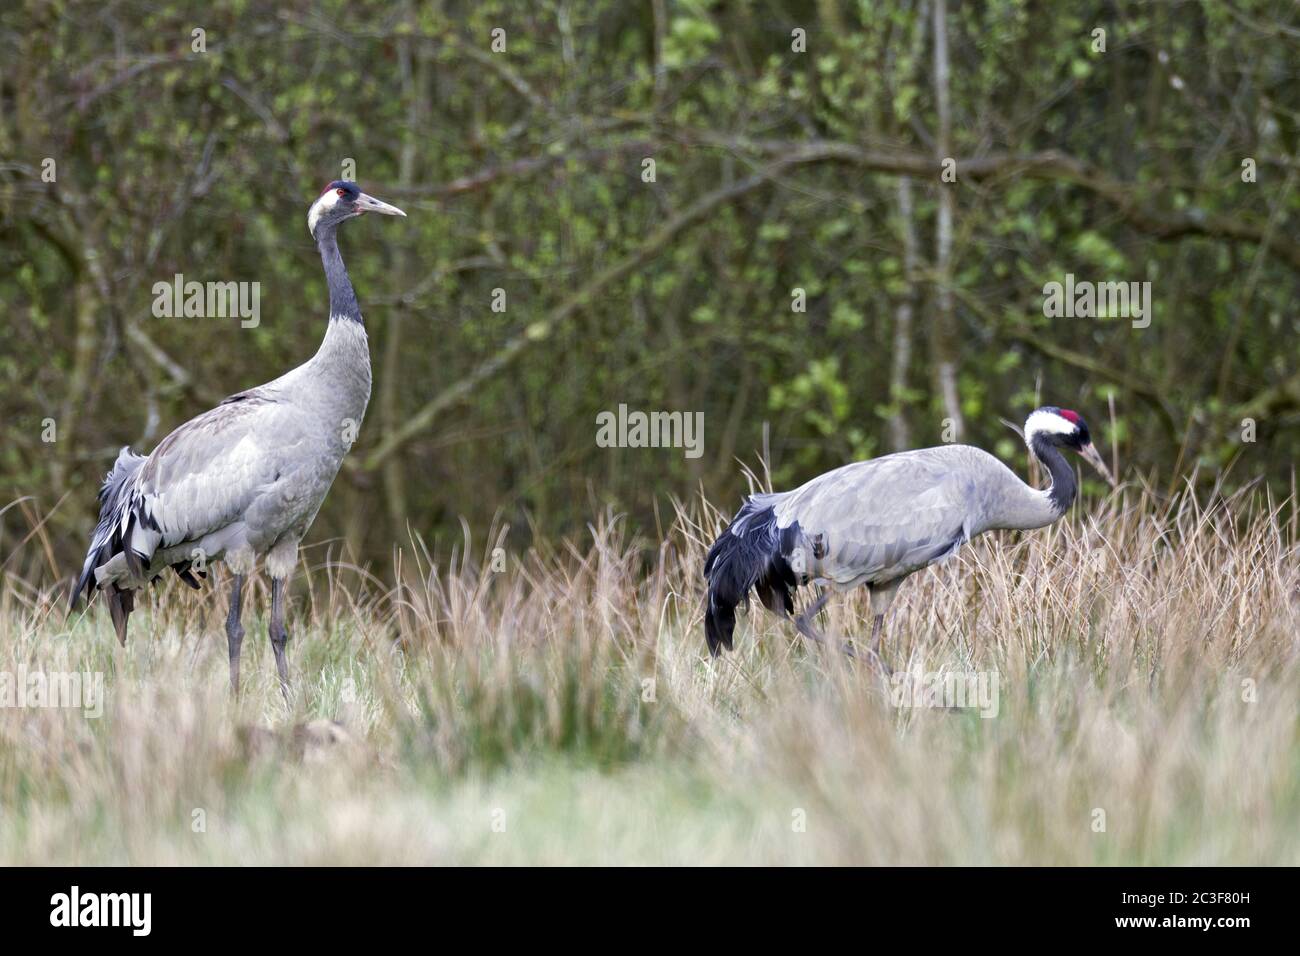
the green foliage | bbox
[0,0,1296,579]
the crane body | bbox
[703,408,1115,661]
[71,181,406,694]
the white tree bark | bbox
[932,0,964,440]
[889,176,918,451]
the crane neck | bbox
[316,223,361,324]
[1029,432,1076,518]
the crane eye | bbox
[336,188,347,197]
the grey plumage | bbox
[76,323,370,597]
[703,407,1115,661]
[71,180,406,693]
[72,446,148,645]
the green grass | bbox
[0,485,1297,864]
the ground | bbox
[1,489,1296,865]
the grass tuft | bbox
[0,484,1296,863]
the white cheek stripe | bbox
[307,190,341,235]
[1024,410,1076,442]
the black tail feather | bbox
[70,449,210,646]
[69,446,146,617]
[173,561,205,589]
[107,586,134,646]
[702,503,799,655]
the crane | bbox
[702,406,1115,664]
[70,180,406,695]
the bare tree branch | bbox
[683,135,1300,272]
[360,151,831,471]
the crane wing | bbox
[117,390,305,564]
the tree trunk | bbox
[889,176,918,451]
[931,0,964,441]
[379,18,428,546]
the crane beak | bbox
[354,193,407,217]
[1078,442,1116,488]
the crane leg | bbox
[867,614,893,676]
[793,590,857,658]
[269,577,291,702]
[869,614,885,655]
[225,574,245,696]
[864,582,900,676]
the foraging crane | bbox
[703,407,1115,662]
[70,181,406,694]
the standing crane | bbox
[703,406,1115,663]
[70,181,406,695]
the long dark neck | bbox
[1030,433,1077,515]
[316,224,361,323]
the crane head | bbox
[308,181,406,239]
[1024,407,1116,488]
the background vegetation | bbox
[0,0,1296,868]
[1,0,1297,580]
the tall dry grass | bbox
[0,480,1296,864]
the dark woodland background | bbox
[1,0,1296,581]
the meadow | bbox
[0,480,1296,865]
